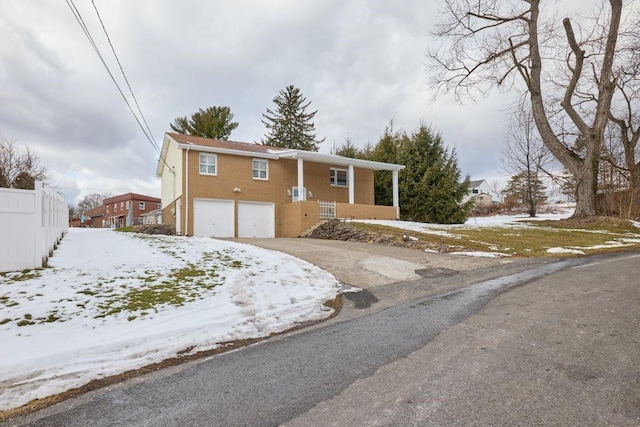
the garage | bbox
[238,201,275,238]
[193,199,234,238]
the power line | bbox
[64,0,160,156]
[90,0,158,151]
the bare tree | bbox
[501,101,554,216]
[430,0,624,217]
[605,39,640,217]
[76,192,112,214]
[0,135,48,189]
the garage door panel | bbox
[238,202,274,238]
[193,199,234,238]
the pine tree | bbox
[261,85,325,151]
[170,106,238,140]
[371,123,401,207]
[398,124,471,224]
[502,172,548,216]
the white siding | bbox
[0,182,69,272]
[160,137,183,209]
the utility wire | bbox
[90,0,159,152]
[64,0,160,156]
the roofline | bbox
[176,142,281,159]
[276,150,405,171]
[157,132,406,172]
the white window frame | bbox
[199,153,217,176]
[139,201,146,210]
[126,201,130,209]
[252,159,268,180]
[330,168,348,187]
[292,186,307,202]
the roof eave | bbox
[176,143,281,159]
[277,150,405,171]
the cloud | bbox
[1,0,550,205]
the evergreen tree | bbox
[331,136,359,158]
[261,85,325,151]
[371,123,401,207]
[170,106,238,140]
[398,124,471,224]
[502,172,548,216]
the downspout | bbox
[185,146,190,236]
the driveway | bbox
[236,238,548,321]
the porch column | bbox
[392,169,399,217]
[297,158,304,201]
[348,164,355,204]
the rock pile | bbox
[133,224,176,235]
[307,219,460,253]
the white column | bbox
[392,170,399,217]
[348,164,355,204]
[297,158,305,201]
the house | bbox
[141,208,163,225]
[465,179,494,206]
[84,204,106,228]
[103,193,161,228]
[156,132,405,238]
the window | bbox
[330,168,348,187]
[106,205,109,213]
[199,153,217,175]
[114,203,118,212]
[139,201,146,210]
[292,186,307,202]
[252,159,268,180]
[472,189,479,194]
[126,201,130,209]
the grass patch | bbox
[115,226,135,233]
[350,216,640,258]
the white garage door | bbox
[193,199,234,238]
[238,201,275,238]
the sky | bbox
[0,0,600,205]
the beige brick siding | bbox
[180,149,388,236]
[336,203,398,220]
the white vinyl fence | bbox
[0,181,69,273]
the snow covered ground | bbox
[353,207,640,257]
[0,229,341,412]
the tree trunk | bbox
[573,156,598,217]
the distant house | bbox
[156,132,405,238]
[84,205,106,228]
[103,193,161,228]
[465,179,494,206]
[142,208,162,225]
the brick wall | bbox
[182,149,378,236]
[337,203,398,220]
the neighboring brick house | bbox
[156,132,405,238]
[84,204,106,228]
[103,193,161,228]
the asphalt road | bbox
[9,257,590,427]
